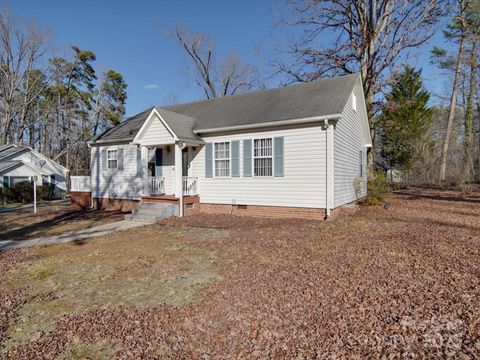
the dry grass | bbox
[1,187,479,359]
[0,204,124,241]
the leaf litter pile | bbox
[1,188,480,358]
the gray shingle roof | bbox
[93,107,153,143]
[0,160,23,174]
[0,144,14,152]
[0,145,29,161]
[93,73,359,143]
[156,108,203,142]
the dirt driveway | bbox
[1,188,479,358]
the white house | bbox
[88,73,371,219]
[0,144,68,197]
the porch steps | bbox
[124,202,179,224]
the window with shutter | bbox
[107,149,118,169]
[253,138,273,176]
[214,142,230,177]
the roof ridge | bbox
[163,72,360,109]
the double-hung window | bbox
[254,138,273,176]
[214,142,230,177]
[107,149,118,170]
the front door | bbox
[148,148,162,177]
[182,148,188,177]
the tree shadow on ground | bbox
[0,209,124,242]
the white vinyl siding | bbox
[253,138,273,177]
[91,144,143,200]
[334,79,368,207]
[190,123,327,208]
[136,113,174,146]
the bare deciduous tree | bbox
[273,0,444,140]
[0,9,51,144]
[166,24,261,99]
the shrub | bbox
[364,170,391,206]
[12,180,33,203]
[37,184,54,200]
[1,187,14,204]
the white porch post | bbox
[141,146,148,196]
[174,141,183,217]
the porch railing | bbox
[70,176,90,192]
[183,176,198,196]
[146,176,165,195]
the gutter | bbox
[194,113,342,134]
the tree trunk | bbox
[464,39,477,180]
[439,31,466,182]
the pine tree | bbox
[381,66,433,174]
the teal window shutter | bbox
[101,149,107,171]
[274,137,284,177]
[205,143,213,178]
[136,148,142,177]
[155,148,163,176]
[243,139,252,177]
[117,148,124,170]
[231,141,240,177]
[3,176,9,188]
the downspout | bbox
[324,119,331,219]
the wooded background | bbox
[1,0,479,189]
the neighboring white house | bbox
[0,144,68,197]
[88,73,371,219]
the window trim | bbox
[252,137,274,178]
[107,148,118,170]
[352,92,357,112]
[213,141,231,178]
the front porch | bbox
[131,107,204,216]
[137,143,201,218]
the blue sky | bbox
[4,0,452,116]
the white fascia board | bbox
[2,161,48,176]
[131,108,178,144]
[194,113,342,134]
[27,146,69,173]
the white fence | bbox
[183,176,198,196]
[70,176,91,192]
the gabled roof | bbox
[92,73,361,144]
[0,145,29,161]
[0,144,14,152]
[0,160,47,176]
[0,144,69,173]
[155,108,203,142]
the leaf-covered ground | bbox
[1,188,479,359]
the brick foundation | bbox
[93,197,139,212]
[70,191,91,209]
[198,203,326,220]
